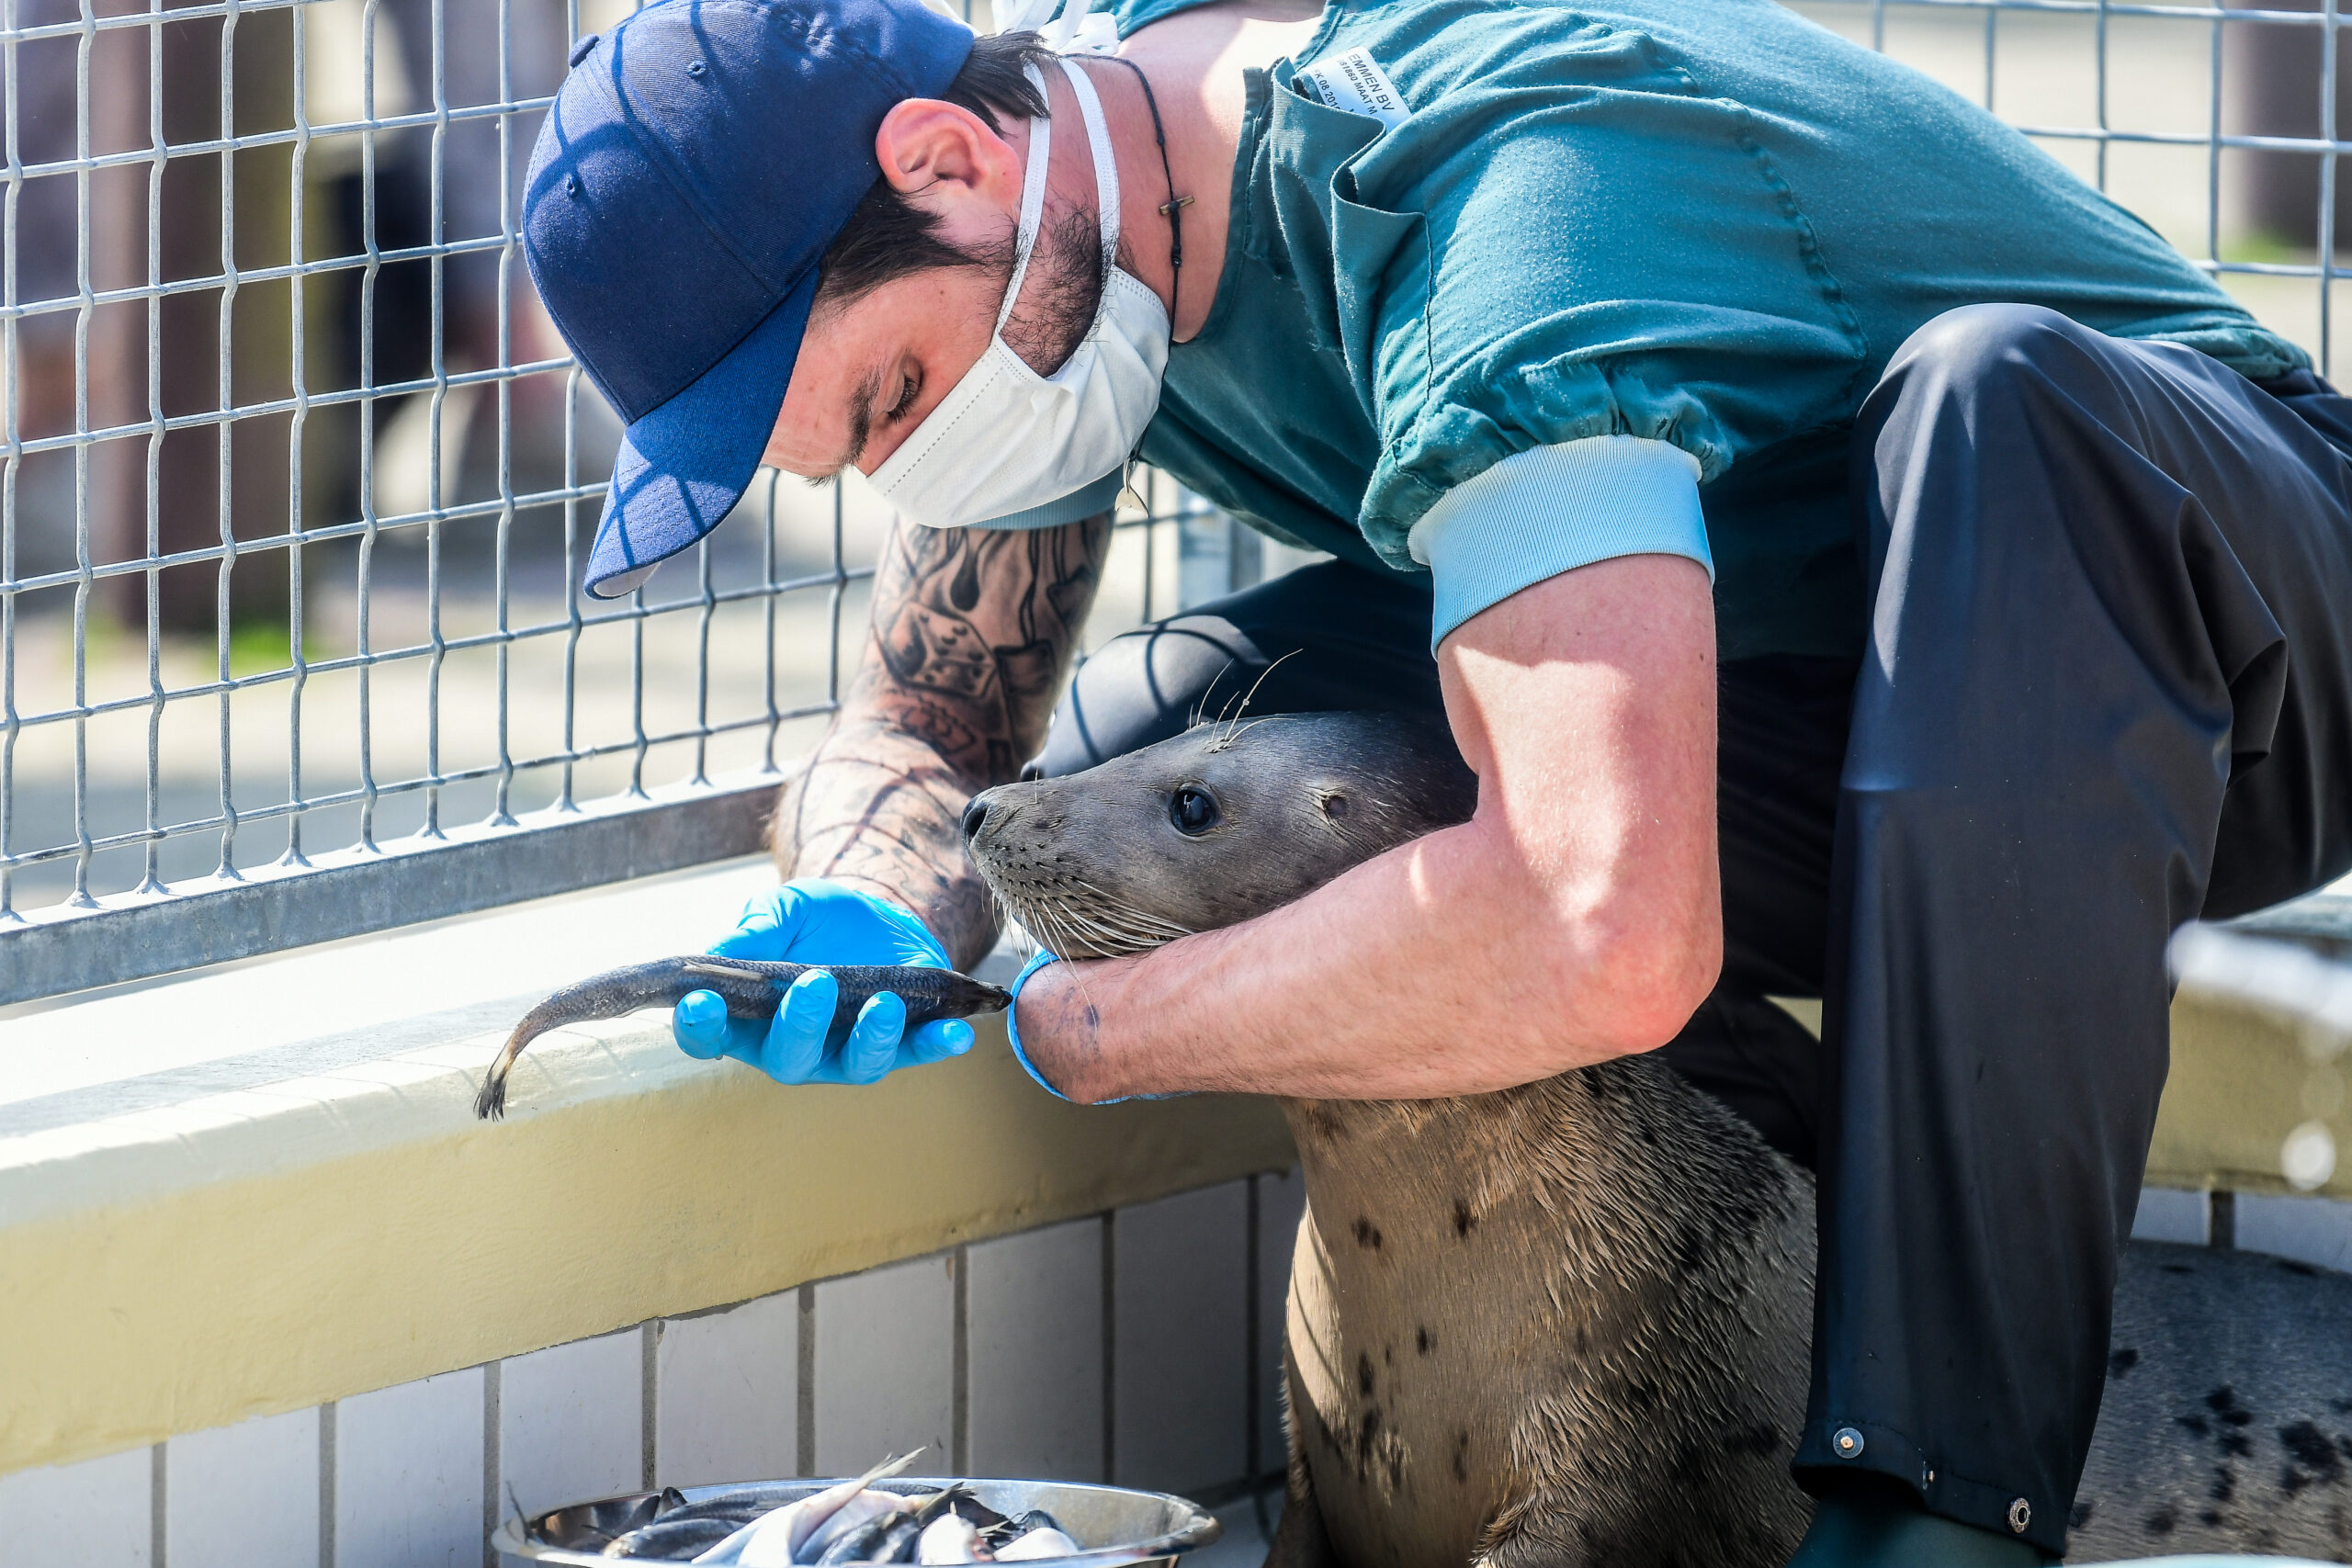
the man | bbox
[518,0,2352,1561]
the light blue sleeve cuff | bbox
[965,470,1125,532]
[1407,437,1713,651]
[1004,949,1074,1100]
[1002,946,1182,1105]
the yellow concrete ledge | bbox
[1774,987,2348,1201]
[6,857,2333,1483]
[2150,990,2349,1201]
[0,1009,1292,1477]
[13,978,2319,1483]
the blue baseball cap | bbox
[524,0,976,597]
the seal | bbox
[963,712,2352,1567]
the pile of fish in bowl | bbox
[501,1451,1222,1566]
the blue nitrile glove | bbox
[1004,948,1179,1105]
[672,879,975,1085]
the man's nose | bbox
[960,796,990,844]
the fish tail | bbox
[474,1031,528,1121]
[470,964,678,1122]
[862,1449,923,1486]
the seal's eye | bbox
[1170,785,1222,837]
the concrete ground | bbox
[1192,1487,1285,1568]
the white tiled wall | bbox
[0,1171,1287,1568]
[1113,1183,1251,1495]
[335,1368,486,1568]
[2129,1183,2211,1245]
[0,1446,152,1567]
[16,1174,2349,1568]
[967,1217,1106,1481]
[2237,1190,2352,1270]
[814,1253,956,1473]
[2134,1181,2352,1272]
[500,1329,645,1520]
[656,1292,799,1489]
[165,1408,322,1568]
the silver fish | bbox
[694,1452,924,1565]
[476,960,1011,1119]
[917,1514,995,1564]
[992,1529,1079,1562]
[603,1516,741,1559]
[816,1484,965,1565]
[798,1490,910,1561]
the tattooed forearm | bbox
[773,514,1113,966]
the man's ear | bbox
[873,98,1025,210]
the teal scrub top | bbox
[1008,0,2305,660]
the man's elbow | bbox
[1555,902,1722,1060]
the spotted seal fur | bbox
[963,711,2352,1566]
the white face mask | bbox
[869,56,1171,530]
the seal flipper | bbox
[1263,1372,1340,1568]
[1263,1470,1337,1568]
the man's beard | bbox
[997,204,1107,378]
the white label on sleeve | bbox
[1295,46,1411,131]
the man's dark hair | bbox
[814,31,1061,310]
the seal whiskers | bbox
[1064,881,1195,953]
[986,879,1188,963]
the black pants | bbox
[1030,305,2352,1554]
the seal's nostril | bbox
[960,796,989,844]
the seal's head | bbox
[961,711,1477,958]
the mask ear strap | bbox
[1056,56,1121,272]
[994,62,1056,335]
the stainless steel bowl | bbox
[491,1476,1224,1567]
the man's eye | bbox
[886,375,917,421]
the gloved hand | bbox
[673,879,975,1085]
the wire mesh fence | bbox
[0,0,1293,998]
[0,0,2342,1001]
[1789,0,2348,370]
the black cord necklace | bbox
[1096,54,1191,324]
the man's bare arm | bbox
[1012,553,1722,1100]
[773,514,1114,967]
